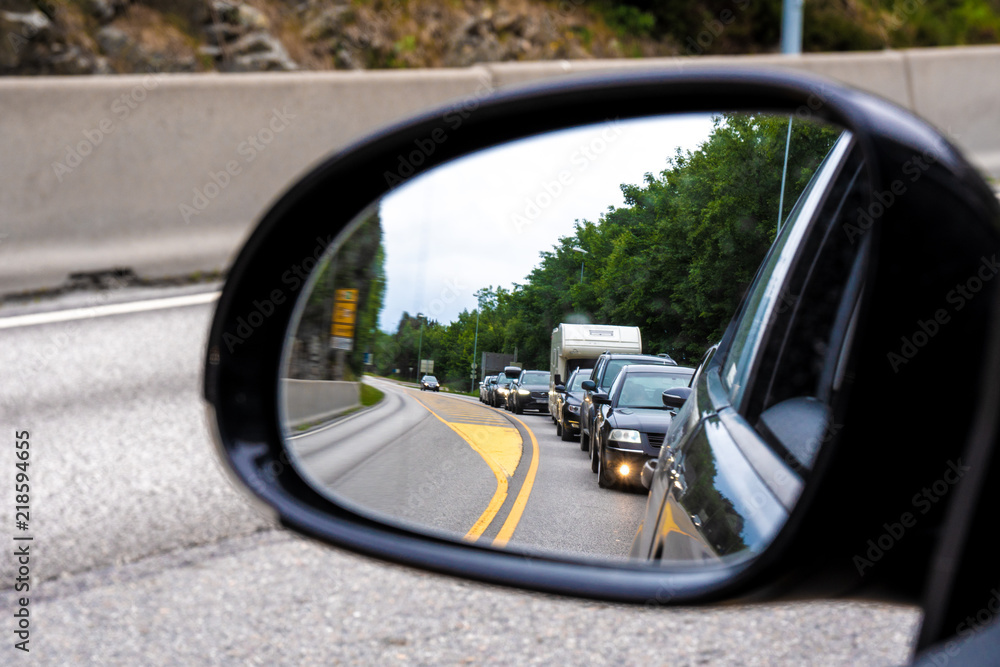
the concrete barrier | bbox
[282,379,361,428]
[1,45,998,295]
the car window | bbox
[721,132,853,409]
[568,370,591,391]
[521,371,549,384]
[601,358,669,389]
[616,373,692,408]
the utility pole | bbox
[416,313,424,381]
[470,305,481,393]
[781,0,804,55]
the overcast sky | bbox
[376,113,717,331]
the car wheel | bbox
[514,402,523,415]
[597,445,615,489]
[555,420,562,437]
[590,435,599,473]
[561,421,574,442]
[580,430,589,452]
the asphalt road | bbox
[0,286,921,664]
[288,381,646,559]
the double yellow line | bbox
[411,394,539,546]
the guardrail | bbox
[282,379,361,429]
[2,45,998,294]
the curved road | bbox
[286,376,647,560]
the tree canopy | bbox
[374,113,840,387]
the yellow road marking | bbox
[410,393,522,541]
[659,499,698,541]
[492,412,540,548]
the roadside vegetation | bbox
[360,382,385,406]
[4,0,999,75]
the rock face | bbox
[201,1,297,71]
[1,0,670,76]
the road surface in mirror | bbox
[287,377,646,557]
[279,112,844,563]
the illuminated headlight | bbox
[618,463,631,476]
[517,389,530,395]
[499,387,508,395]
[609,429,641,444]
[567,404,580,414]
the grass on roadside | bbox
[360,383,385,407]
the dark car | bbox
[506,370,550,414]
[552,368,594,442]
[419,375,439,392]
[554,367,591,442]
[489,366,521,407]
[580,353,678,458]
[590,364,695,489]
[479,375,497,403]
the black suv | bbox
[579,353,677,456]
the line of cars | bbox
[478,366,552,414]
[478,350,699,493]
[551,351,698,492]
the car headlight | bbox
[567,404,580,414]
[518,389,530,395]
[608,429,642,444]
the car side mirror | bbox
[662,387,691,408]
[592,392,611,405]
[204,66,1000,640]
[554,384,566,393]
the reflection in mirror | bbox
[280,112,854,566]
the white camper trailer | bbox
[548,323,642,415]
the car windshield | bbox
[569,371,591,391]
[422,376,437,382]
[616,373,692,408]
[602,358,670,389]
[520,371,549,384]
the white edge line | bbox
[0,291,221,330]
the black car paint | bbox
[555,368,590,441]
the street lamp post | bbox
[416,313,424,381]
[470,306,480,393]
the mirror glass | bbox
[279,112,853,566]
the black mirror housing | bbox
[203,67,1000,642]
[662,387,691,408]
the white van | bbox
[548,324,641,415]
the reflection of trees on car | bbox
[676,443,748,557]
